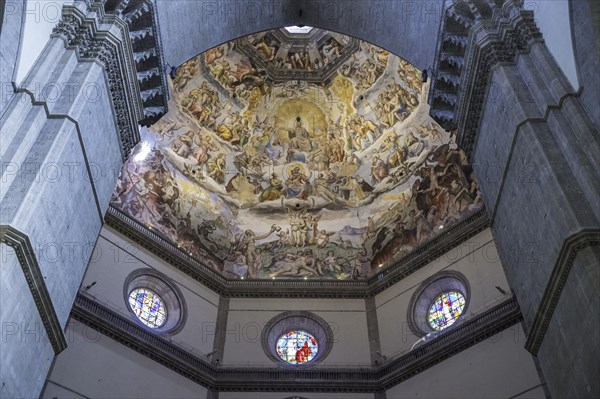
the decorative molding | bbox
[104,206,490,299]
[52,3,143,158]
[366,209,489,296]
[71,293,217,388]
[0,225,67,354]
[50,0,171,156]
[71,292,521,392]
[105,206,229,295]
[525,229,600,354]
[105,0,170,125]
[428,0,544,155]
[377,295,521,390]
[456,3,543,155]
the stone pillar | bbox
[210,296,230,367]
[430,1,600,397]
[366,297,387,399]
[0,2,143,397]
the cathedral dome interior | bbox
[111,27,483,281]
[1,1,597,398]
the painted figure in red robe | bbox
[295,341,312,363]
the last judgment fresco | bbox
[111,28,483,280]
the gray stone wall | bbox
[570,0,600,129]
[0,24,124,399]
[156,0,443,69]
[537,246,600,397]
[1,38,122,327]
[0,243,55,399]
[474,39,600,398]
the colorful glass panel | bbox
[427,291,466,330]
[128,288,167,328]
[276,330,319,364]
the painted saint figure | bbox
[259,173,283,202]
[289,118,313,152]
[285,166,310,200]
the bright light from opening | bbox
[284,26,313,34]
[134,142,151,162]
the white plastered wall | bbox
[42,323,208,399]
[78,225,220,358]
[223,297,371,367]
[44,226,544,398]
[376,228,511,358]
[386,325,543,399]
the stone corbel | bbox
[51,0,170,158]
[428,0,543,155]
[455,1,543,154]
[52,1,144,158]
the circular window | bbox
[407,271,470,337]
[124,269,187,334]
[427,290,466,330]
[276,330,319,364]
[127,288,167,328]
[262,312,333,366]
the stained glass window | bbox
[427,291,466,330]
[276,330,319,364]
[128,288,167,328]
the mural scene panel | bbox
[111,28,483,280]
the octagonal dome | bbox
[111,28,483,281]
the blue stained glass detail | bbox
[427,291,466,330]
[128,288,167,328]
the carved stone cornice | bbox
[50,0,170,157]
[71,292,521,392]
[52,2,143,157]
[0,225,67,354]
[525,229,600,354]
[428,0,543,155]
[105,206,490,299]
[455,2,543,155]
[105,0,170,125]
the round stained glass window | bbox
[276,330,319,364]
[128,288,167,328]
[428,291,466,330]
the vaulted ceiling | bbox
[111,28,483,280]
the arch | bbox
[156,0,444,70]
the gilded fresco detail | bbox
[112,28,483,280]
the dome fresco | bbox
[111,28,483,280]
